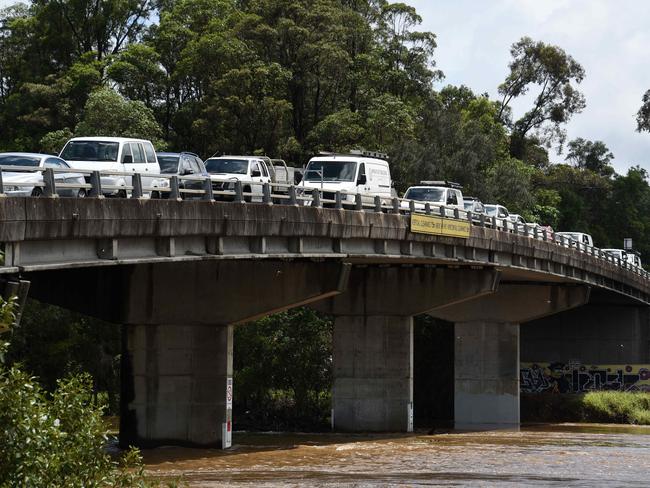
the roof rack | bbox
[419,180,463,189]
[318,148,389,160]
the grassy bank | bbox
[522,391,650,425]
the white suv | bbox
[59,136,161,197]
[401,181,464,216]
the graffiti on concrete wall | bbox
[520,362,650,394]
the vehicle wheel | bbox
[243,185,252,203]
[31,187,43,197]
[117,189,127,199]
[77,189,86,198]
[151,191,161,199]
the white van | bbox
[298,151,391,206]
[59,136,161,197]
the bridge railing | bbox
[0,165,647,279]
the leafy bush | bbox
[0,295,180,487]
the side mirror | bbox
[251,170,261,177]
[122,154,133,164]
[357,174,367,185]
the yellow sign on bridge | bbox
[410,214,471,238]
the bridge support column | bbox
[333,315,413,431]
[315,266,501,432]
[429,284,590,430]
[120,323,233,448]
[454,321,519,429]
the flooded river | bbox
[143,424,650,487]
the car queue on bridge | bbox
[0,135,643,270]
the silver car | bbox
[0,152,86,197]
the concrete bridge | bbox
[1,196,649,448]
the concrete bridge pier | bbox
[26,259,350,448]
[117,260,351,448]
[316,266,500,432]
[429,284,591,430]
[120,323,233,448]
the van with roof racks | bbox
[298,149,392,207]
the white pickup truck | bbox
[555,232,593,249]
[204,155,300,201]
[602,248,643,267]
[204,155,272,202]
[400,181,464,216]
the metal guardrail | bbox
[0,165,647,279]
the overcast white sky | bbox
[407,0,650,173]
[1,0,649,172]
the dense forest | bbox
[2,0,650,430]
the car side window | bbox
[121,144,132,163]
[448,191,458,205]
[358,163,366,182]
[194,157,205,173]
[259,161,269,177]
[44,157,65,168]
[190,157,202,173]
[251,162,260,175]
[131,143,145,164]
[180,155,193,173]
[144,142,156,163]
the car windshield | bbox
[158,155,180,174]
[60,141,119,162]
[404,187,445,202]
[485,205,498,216]
[0,154,41,166]
[304,160,357,182]
[562,233,582,242]
[604,250,623,258]
[463,201,475,210]
[205,158,248,174]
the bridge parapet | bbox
[1,198,649,304]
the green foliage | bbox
[498,37,586,160]
[75,88,163,146]
[637,89,650,133]
[7,300,120,414]
[234,308,333,430]
[567,137,614,177]
[0,297,179,487]
[522,391,650,425]
[40,128,74,155]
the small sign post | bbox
[624,238,633,250]
[222,377,233,449]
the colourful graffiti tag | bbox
[520,362,650,394]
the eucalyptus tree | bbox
[498,37,586,161]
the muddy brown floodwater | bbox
[142,424,650,487]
